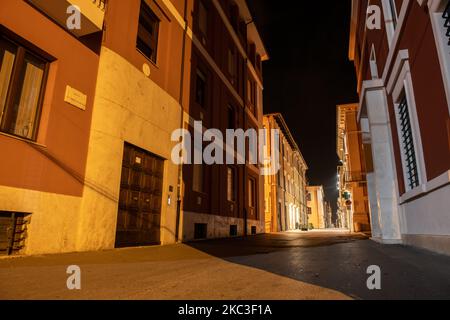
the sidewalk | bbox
[0,240,350,300]
[2,230,449,300]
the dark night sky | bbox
[247,1,359,215]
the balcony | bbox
[345,171,366,183]
[28,0,106,37]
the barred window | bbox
[443,1,450,45]
[398,95,420,190]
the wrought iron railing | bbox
[442,1,450,44]
[344,171,366,183]
[93,0,107,11]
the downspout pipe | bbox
[243,19,254,237]
[243,56,248,237]
[175,0,188,242]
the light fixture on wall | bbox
[143,63,151,77]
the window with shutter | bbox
[136,1,160,63]
[0,33,49,141]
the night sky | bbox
[247,1,359,216]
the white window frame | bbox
[389,0,399,25]
[388,50,427,193]
[369,44,379,79]
[381,0,398,45]
[427,0,450,115]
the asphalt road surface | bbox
[1,230,449,300]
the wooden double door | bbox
[115,143,164,248]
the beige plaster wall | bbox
[0,185,81,255]
[183,211,265,241]
[77,46,183,251]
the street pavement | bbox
[1,230,449,300]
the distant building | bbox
[324,201,333,229]
[337,104,371,233]
[182,0,268,241]
[349,0,450,254]
[263,113,308,232]
[306,186,326,229]
[335,205,345,229]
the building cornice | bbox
[357,79,385,121]
[264,113,308,170]
[348,0,359,61]
[336,104,359,159]
[381,0,412,82]
[211,0,267,89]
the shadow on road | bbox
[186,231,450,300]
[187,232,368,257]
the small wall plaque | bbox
[64,85,87,110]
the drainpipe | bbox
[242,19,255,237]
[243,55,248,237]
[175,0,188,242]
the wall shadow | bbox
[186,232,450,300]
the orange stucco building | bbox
[337,104,371,233]
[0,0,269,255]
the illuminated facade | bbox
[263,113,308,232]
[0,0,104,255]
[306,186,326,229]
[324,201,333,228]
[0,0,269,255]
[336,104,371,233]
[181,0,268,241]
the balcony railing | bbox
[443,1,450,45]
[28,0,107,37]
[93,0,107,11]
[345,171,366,183]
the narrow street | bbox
[1,0,449,306]
[1,230,450,300]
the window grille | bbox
[398,96,420,190]
[442,1,450,45]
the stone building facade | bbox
[263,113,308,233]
[0,0,269,255]
[350,0,450,254]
